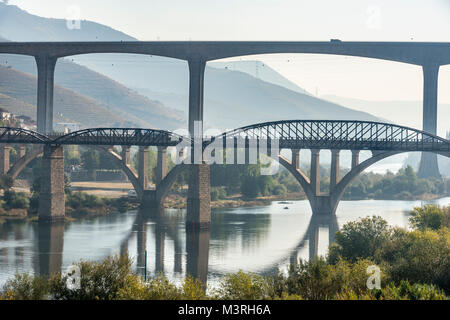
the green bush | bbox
[376,280,447,300]
[3,190,29,209]
[211,187,227,201]
[328,216,392,263]
[409,205,449,231]
[66,192,105,209]
[214,271,268,300]
[49,255,135,300]
[284,258,378,300]
[272,184,287,196]
[1,274,48,300]
[377,227,450,293]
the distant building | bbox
[55,122,80,133]
[0,109,12,120]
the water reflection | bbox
[35,221,65,276]
[121,208,211,285]
[0,198,448,287]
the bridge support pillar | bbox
[309,195,336,216]
[292,149,300,170]
[138,146,149,191]
[330,149,340,190]
[186,164,211,230]
[351,150,360,169]
[121,146,130,166]
[0,144,10,175]
[35,55,57,134]
[418,63,441,178]
[155,146,168,187]
[18,145,26,158]
[38,145,65,222]
[310,149,321,196]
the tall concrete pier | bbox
[186,57,211,228]
[38,145,65,221]
[35,54,57,134]
[418,63,441,178]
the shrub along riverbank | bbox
[1,205,448,300]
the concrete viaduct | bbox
[1,41,450,228]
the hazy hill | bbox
[0,54,185,130]
[0,2,135,42]
[0,2,382,132]
[0,65,129,127]
[323,95,450,137]
[210,60,311,95]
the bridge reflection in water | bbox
[0,206,342,286]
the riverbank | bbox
[162,192,307,209]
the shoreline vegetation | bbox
[1,205,449,300]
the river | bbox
[1,197,449,288]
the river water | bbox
[0,197,449,288]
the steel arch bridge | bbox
[0,127,50,144]
[211,120,450,153]
[0,121,449,152]
[1,120,449,216]
[48,128,187,147]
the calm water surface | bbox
[1,197,449,287]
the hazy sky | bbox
[6,0,450,108]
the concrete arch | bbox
[330,150,450,214]
[7,145,43,179]
[6,144,186,206]
[278,154,313,199]
[6,145,142,196]
[155,164,187,204]
[274,150,450,216]
[93,146,142,197]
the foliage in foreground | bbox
[0,254,447,301]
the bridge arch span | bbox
[6,144,186,208]
[277,149,450,216]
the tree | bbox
[81,149,100,172]
[328,216,392,263]
[0,174,13,191]
[409,205,448,231]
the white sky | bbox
[6,0,450,106]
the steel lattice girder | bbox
[0,120,448,153]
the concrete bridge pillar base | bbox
[309,195,336,216]
[38,145,65,222]
[186,164,211,230]
[141,190,160,209]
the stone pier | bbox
[186,164,211,230]
[0,144,10,175]
[38,145,65,221]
